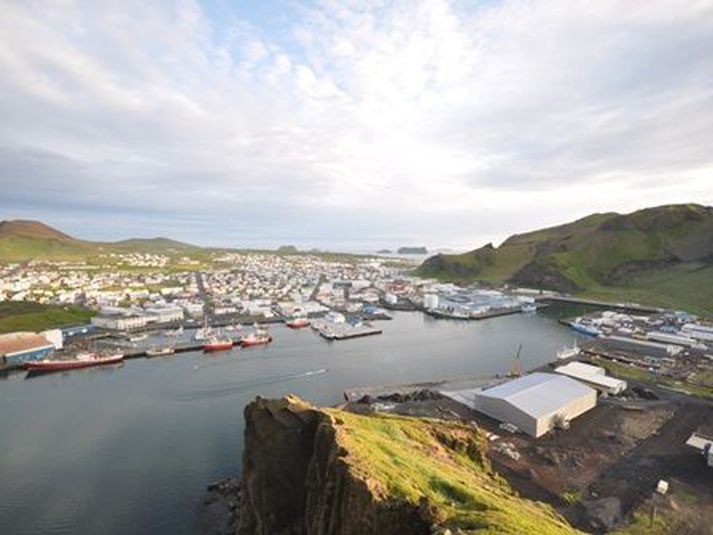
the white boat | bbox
[556,342,580,360]
[129,333,148,342]
[193,328,212,341]
[521,303,537,313]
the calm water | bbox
[0,310,582,534]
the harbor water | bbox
[0,309,583,535]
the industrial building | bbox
[473,373,597,437]
[443,373,597,438]
[554,361,627,395]
[0,332,54,366]
[598,335,683,359]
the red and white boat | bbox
[203,339,234,352]
[286,318,310,329]
[240,331,272,347]
[24,353,124,372]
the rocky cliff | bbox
[238,395,579,535]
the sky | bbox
[1,0,712,252]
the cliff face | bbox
[239,396,579,535]
[238,396,428,535]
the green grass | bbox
[324,409,580,534]
[416,205,713,315]
[0,302,94,333]
[615,508,669,534]
[595,359,713,399]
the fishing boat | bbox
[286,317,310,329]
[240,330,272,347]
[569,321,600,337]
[25,353,124,372]
[203,339,233,352]
[146,347,175,357]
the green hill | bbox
[0,220,199,262]
[418,204,713,314]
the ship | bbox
[146,347,175,357]
[240,330,272,347]
[129,333,148,342]
[25,353,124,372]
[203,339,234,352]
[569,321,600,337]
[286,317,310,329]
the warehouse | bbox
[554,361,627,395]
[598,335,683,359]
[473,373,597,437]
[0,332,54,367]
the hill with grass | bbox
[239,395,579,534]
[418,204,713,314]
[0,220,198,262]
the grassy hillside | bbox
[0,220,200,262]
[418,204,713,314]
[0,302,94,333]
[327,408,579,534]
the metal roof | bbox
[0,332,53,357]
[478,372,595,419]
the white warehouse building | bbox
[554,361,627,395]
[473,373,597,437]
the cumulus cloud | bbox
[0,0,712,249]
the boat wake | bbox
[174,369,328,401]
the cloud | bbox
[0,0,712,250]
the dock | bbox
[311,320,382,341]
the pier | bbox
[311,320,382,340]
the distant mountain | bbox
[0,220,199,262]
[376,249,392,254]
[418,204,713,314]
[397,246,428,255]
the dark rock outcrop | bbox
[238,395,430,535]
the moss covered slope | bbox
[324,409,578,534]
[417,204,713,313]
[239,395,579,534]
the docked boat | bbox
[193,327,212,341]
[203,339,233,352]
[556,343,580,360]
[569,321,600,337]
[286,317,310,329]
[146,347,175,357]
[129,333,148,342]
[520,303,537,313]
[240,331,272,347]
[25,353,124,372]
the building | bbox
[0,332,55,366]
[598,335,683,359]
[144,306,184,323]
[91,313,147,331]
[40,329,63,350]
[424,293,439,310]
[472,373,597,437]
[554,361,627,395]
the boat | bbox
[193,327,212,341]
[520,303,537,313]
[129,333,148,342]
[556,343,580,360]
[286,317,310,329]
[569,321,601,337]
[240,331,272,347]
[203,339,233,352]
[146,347,175,357]
[25,353,124,372]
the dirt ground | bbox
[345,393,713,534]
